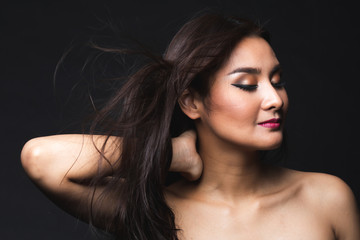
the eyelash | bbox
[231,84,258,91]
[272,81,286,89]
[231,81,286,92]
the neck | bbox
[195,133,269,203]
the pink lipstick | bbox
[258,118,281,128]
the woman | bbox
[21,13,359,239]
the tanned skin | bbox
[21,37,359,239]
[168,37,360,240]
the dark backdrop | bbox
[1,0,359,239]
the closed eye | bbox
[272,81,286,89]
[231,83,258,91]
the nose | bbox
[260,83,285,111]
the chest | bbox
[172,200,335,240]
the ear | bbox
[178,89,202,120]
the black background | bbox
[1,0,359,239]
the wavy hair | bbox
[88,12,271,239]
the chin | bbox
[260,142,283,151]
[257,135,284,150]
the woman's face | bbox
[197,36,288,151]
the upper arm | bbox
[20,134,122,230]
[318,175,360,240]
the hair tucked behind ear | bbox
[86,12,271,240]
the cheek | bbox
[205,88,259,128]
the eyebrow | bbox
[227,64,282,77]
[227,67,261,75]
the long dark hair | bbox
[88,12,270,239]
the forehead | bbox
[221,36,279,73]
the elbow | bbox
[21,138,48,182]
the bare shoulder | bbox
[286,169,360,239]
[284,170,355,208]
[291,170,356,207]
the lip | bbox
[258,118,281,128]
